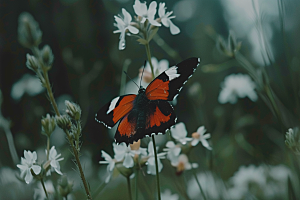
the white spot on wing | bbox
[165,66,180,80]
[107,96,120,114]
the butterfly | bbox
[95,57,200,145]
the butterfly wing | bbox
[95,94,136,128]
[114,110,138,144]
[144,100,176,136]
[145,57,200,101]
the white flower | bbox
[171,154,198,174]
[158,2,180,35]
[191,126,212,150]
[114,8,139,50]
[99,150,115,171]
[46,146,64,176]
[170,122,192,145]
[34,180,55,200]
[143,57,169,79]
[113,143,136,168]
[17,150,41,184]
[218,73,257,104]
[146,141,166,175]
[99,150,115,183]
[163,141,181,166]
[133,0,161,27]
[11,74,44,101]
[161,189,179,200]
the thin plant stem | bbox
[145,43,155,78]
[127,176,133,200]
[46,136,50,160]
[135,170,138,200]
[192,169,207,200]
[120,59,131,96]
[152,135,161,200]
[41,178,49,199]
[92,182,107,199]
[31,46,92,199]
[1,117,18,165]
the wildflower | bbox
[40,45,54,67]
[171,154,198,175]
[146,141,166,175]
[114,8,139,50]
[161,189,179,200]
[163,141,181,166]
[158,2,180,35]
[191,126,212,150]
[113,143,135,168]
[11,74,44,101]
[218,73,257,104]
[17,150,41,184]
[133,0,161,26]
[55,115,71,130]
[100,150,115,171]
[45,146,64,176]
[285,127,300,155]
[170,122,192,145]
[99,150,116,183]
[33,180,55,200]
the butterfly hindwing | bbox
[95,94,136,128]
[145,57,200,101]
[114,111,138,144]
[144,100,177,136]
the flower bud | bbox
[285,127,300,155]
[18,12,42,48]
[41,45,54,67]
[65,100,81,120]
[57,175,73,197]
[26,54,39,72]
[56,115,71,130]
[41,114,56,137]
[115,163,133,178]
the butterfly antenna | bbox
[124,71,139,88]
[140,60,147,87]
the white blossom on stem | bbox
[158,2,180,35]
[163,141,181,166]
[114,8,139,50]
[17,150,41,184]
[46,146,64,176]
[146,141,166,175]
[133,0,161,26]
[170,122,192,145]
[191,126,212,150]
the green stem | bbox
[120,59,131,96]
[41,178,49,199]
[46,136,50,160]
[152,135,161,200]
[192,169,207,200]
[127,176,133,200]
[92,182,106,199]
[135,170,138,200]
[145,42,155,79]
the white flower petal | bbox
[201,139,212,150]
[25,170,33,184]
[169,20,180,35]
[123,154,134,168]
[31,165,41,175]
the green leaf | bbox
[137,38,148,45]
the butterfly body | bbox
[96,57,200,145]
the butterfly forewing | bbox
[95,94,136,128]
[146,57,200,101]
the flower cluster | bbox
[17,147,63,184]
[163,122,212,175]
[99,140,166,182]
[113,0,180,50]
